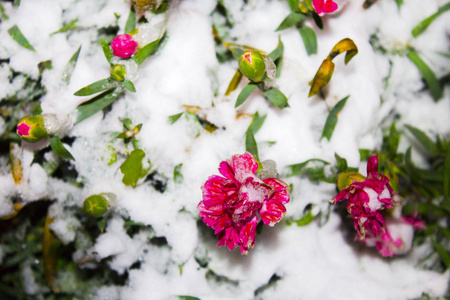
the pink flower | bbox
[198,152,290,254]
[312,0,338,15]
[111,34,138,58]
[332,155,400,240]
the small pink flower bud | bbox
[17,115,48,143]
[111,34,138,59]
[312,0,338,15]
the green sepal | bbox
[49,136,75,161]
[83,194,110,217]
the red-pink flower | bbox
[198,152,290,254]
[111,34,138,58]
[332,155,400,240]
[312,0,338,15]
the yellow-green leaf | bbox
[225,70,243,96]
[308,58,335,97]
[120,149,148,188]
[328,38,358,64]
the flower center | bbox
[17,122,31,136]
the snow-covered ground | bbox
[0,0,449,299]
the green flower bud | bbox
[17,115,48,143]
[337,171,366,191]
[238,51,266,82]
[111,64,127,82]
[83,193,116,217]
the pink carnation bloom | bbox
[111,34,138,58]
[198,152,290,255]
[332,155,401,240]
[312,0,338,15]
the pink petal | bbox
[366,154,379,178]
[260,199,286,226]
[239,216,258,254]
[263,178,290,205]
[323,0,338,13]
[312,0,324,14]
[218,160,235,180]
[217,227,240,251]
[17,122,31,136]
[229,152,258,183]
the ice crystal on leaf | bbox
[198,152,290,255]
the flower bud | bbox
[110,64,127,82]
[111,34,138,59]
[17,115,48,143]
[238,51,266,82]
[336,171,366,191]
[83,193,116,217]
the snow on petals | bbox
[312,0,338,15]
[198,152,290,255]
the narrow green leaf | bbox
[245,130,259,162]
[100,39,113,64]
[263,87,289,109]
[287,211,315,226]
[174,164,183,184]
[178,296,200,300]
[388,122,400,157]
[133,38,161,65]
[299,25,317,56]
[235,83,257,108]
[269,37,284,61]
[286,159,329,177]
[0,3,9,20]
[8,25,35,51]
[431,239,450,269]
[248,111,267,135]
[320,95,349,141]
[74,78,116,96]
[335,153,348,173]
[311,11,323,29]
[61,45,81,85]
[51,19,79,35]
[412,3,450,37]
[405,124,437,154]
[75,89,122,124]
[125,6,136,34]
[225,70,243,96]
[406,50,442,101]
[444,149,450,199]
[168,113,183,124]
[122,80,136,92]
[286,0,300,12]
[276,12,305,31]
[49,136,75,161]
[120,149,147,188]
[394,0,403,9]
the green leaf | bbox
[406,50,442,101]
[405,124,437,154]
[299,25,317,56]
[320,95,349,141]
[444,149,450,199]
[286,159,329,177]
[178,296,200,300]
[225,70,243,96]
[263,87,289,109]
[75,89,122,124]
[311,11,323,29]
[120,149,148,188]
[235,83,257,108]
[394,0,403,9]
[245,130,259,162]
[431,239,450,269]
[276,12,305,31]
[133,38,161,65]
[61,45,81,85]
[174,164,183,184]
[286,0,300,12]
[287,211,314,226]
[269,37,284,61]
[335,153,348,173]
[412,3,450,38]
[51,19,79,35]
[168,112,183,124]
[388,122,400,157]
[100,39,113,64]
[125,6,136,34]
[8,25,35,51]
[308,58,335,97]
[247,111,267,135]
[0,3,9,20]
[97,218,106,233]
[49,136,75,161]
[123,80,136,92]
[74,78,117,96]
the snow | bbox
[1,0,449,299]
